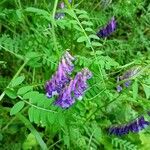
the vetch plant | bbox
[1,1,150,149]
[116,66,141,92]
[109,116,150,136]
[45,51,92,108]
[45,51,75,98]
[97,17,116,38]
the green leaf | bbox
[91,41,102,47]
[10,76,25,87]
[63,135,70,148]
[77,36,87,43]
[64,9,76,19]
[78,14,89,19]
[85,28,94,32]
[5,88,17,99]
[89,34,99,40]
[132,79,138,100]
[23,91,39,100]
[81,21,93,26]
[142,84,150,99]
[25,7,50,21]
[17,86,33,95]
[74,25,83,32]
[25,52,40,59]
[58,113,66,126]
[10,101,25,115]
[139,133,150,150]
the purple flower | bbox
[54,79,75,108]
[45,51,75,98]
[124,80,131,87]
[55,0,72,20]
[59,2,65,9]
[55,13,65,20]
[97,17,116,38]
[116,66,141,92]
[116,85,123,92]
[73,68,92,100]
[54,68,92,108]
[116,76,123,92]
[108,116,150,136]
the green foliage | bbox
[112,138,137,150]
[0,0,150,149]
[10,101,25,115]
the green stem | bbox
[0,60,28,101]
[16,113,48,150]
[0,45,24,60]
[51,0,59,54]
[17,95,57,113]
[64,1,106,89]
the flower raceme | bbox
[108,116,150,136]
[45,51,92,109]
[54,68,92,108]
[116,66,141,92]
[45,51,75,98]
[97,17,116,38]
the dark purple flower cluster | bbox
[109,116,150,136]
[45,51,92,108]
[97,17,116,38]
[116,66,141,92]
[55,0,72,20]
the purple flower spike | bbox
[54,68,92,108]
[129,121,139,133]
[109,116,150,136]
[45,51,75,98]
[73,69,92,100]
[138,116,150,130]
[55,80,75,108]
[116,66,141,92]
[97,17,116,38]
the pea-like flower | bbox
[45,51,75,98]
[97,17,116,38]
[116,66,141,92]
[108,116,150,136]
[54,68,92,108]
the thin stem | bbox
[0,60,28,101]
[88,129,95,149]
[64,1,106,89]
[51,0,59,54]
[18,96,57,113]
[0,45,24,60]
[48,139,62,149]
[16,113,48,150]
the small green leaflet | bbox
[5,88,17,99]
[10,75,25,87]
[77,36,87,43]
[10,101,25,115]
[142,84,150,99]
[17,86,33,95]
